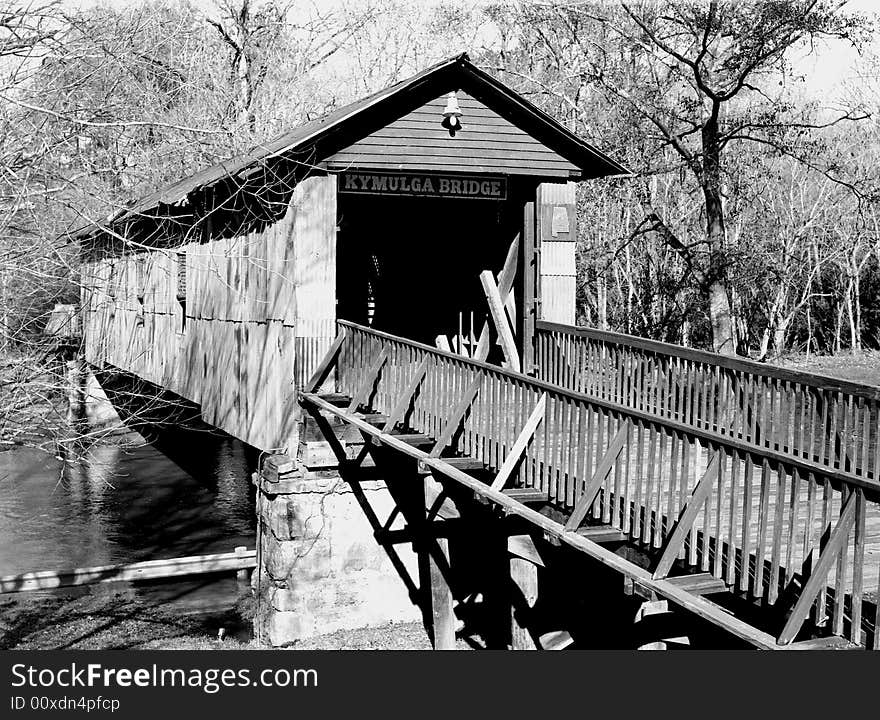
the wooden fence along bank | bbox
[72,54,878,649]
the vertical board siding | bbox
[293,174,338,390]
[536,182,576,326]
[326,90,579,177]
[80,172,338,453]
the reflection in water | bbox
[0,428,257,627]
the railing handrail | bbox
[536,320,880,401]
[338,320,880,494]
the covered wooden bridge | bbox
[73,55,879,650]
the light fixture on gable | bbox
[441,91,463,135]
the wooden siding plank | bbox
[326,89,579,176]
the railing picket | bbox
[769,464,786,605]
[785,468,801,588]
[851,488,865,644]
[833,485,850,636]
[754,459,772,601]
[726,451,740,587]
[816,480,833,625]
[740,455,754,594]
[667,432,680,549]
[647,427,661,547]
[633,420,644,540]
[701,446,711,570]
[713,452,725,578]
[593,409,605,521]
[656,430,668,549]
[575,398,587,495]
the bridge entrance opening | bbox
[336,189,524,356]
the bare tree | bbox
[482,0,870,355]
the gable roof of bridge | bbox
[73,53,629,241]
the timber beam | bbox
[480,270,520,372]
[381,358,429,433]
[652,451,721,580]
[347,346,390,412]
[426,377,482,460]
[777,490,858,645]
[563,420,629,532]
[490,394,547,492]
[305,328,347,393]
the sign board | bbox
[551,205,570,236]
[339,171,507,200]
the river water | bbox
[0,427,258,637]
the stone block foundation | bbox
[252,456,420,646]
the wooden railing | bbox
[535,321,880,483]
[0,548,255,594]
[327,320,880,648]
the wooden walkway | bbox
[300,321,880,650]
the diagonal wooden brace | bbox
[480,270,520,372]
[347,346,390,413]
[490,394,546,492]
[476,235,519,362]
[428,377,482,458]
[652,451,721,579]
[564,420,629,532]
[777,489,857,645]
[305,328,347,392]
[382,358,429,433]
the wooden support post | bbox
[424,474,455,650]
[65,358,86,424]
[522,200,537,375]
[653,451,721,579]
[490,394,546,491]
[777,490,857,645]
[347,346,389,412]
[430,536,455,649]
[564,421,629,531]
[509,534,539,650]
[235,545,249,586]
[480,270,520,372]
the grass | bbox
[776,349,880,387]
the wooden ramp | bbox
[300,321,880,650]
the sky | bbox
[795,0,879,103]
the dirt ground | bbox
[0,588,470,650]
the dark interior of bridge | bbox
[336,192,522,353]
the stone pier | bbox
[252,455,420,646]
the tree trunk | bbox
[773,318,790,360]
[597,274,608,330]
[701,105,736,355]
[708,280,735,354]
[846,274,858,353]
